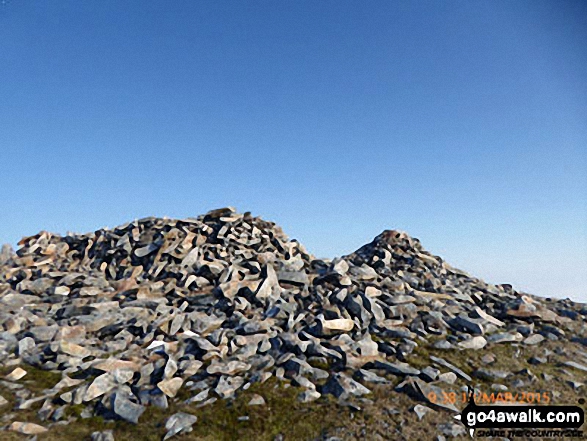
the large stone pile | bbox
[0,208,585,438]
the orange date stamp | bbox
[427,390,552,405]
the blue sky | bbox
[1,1,585,301]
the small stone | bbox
[5,367,27,381]
[60,340,91,358]
[247,394,266,406]
[487,332,523,344]
[185,388,209,404]
[54,286,71,295]
[523,334,545,345]
[564,361,587,372]
[9,421,48,435]
[373,360,420,376]
[113,392,145,424]
[528,356,547,365]
[429,356,472,382]
[84,373,116,402]
[438,422,466,437]
[356,369,390,384]
[164,412,198,440]
[323,373,370,398]
[158,378,183,398]
[473,368,511,381]
[413,404,433,420]
[481,353,495,365]
[215,376,245,399]
[298,389,321,402]
[457,336,487,350]
[432,340,453,350]
[419,366,440,382]
[567,380,584,390]
[18,337,36,355]
[91,430,115,441]
[317,318,355,335]
[437,372,457,384]
[112,369,135,384]
[0,395,8,407]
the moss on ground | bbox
[1,339,586,440]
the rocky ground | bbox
[0,207,585,440]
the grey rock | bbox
[452,315,484,335]
[473,369,511,381]
[564,361,587,372]
[432,340,453,350]
[91,430,115,441]
[373,360,420,376]
[298,389,321,402]
[523,334,545,345]
[457,336,487,350]
[215,376,245,399]
[413,404,433,420]
[277,270,309,286]
[487,332,523,343]
[356,369,390,384]
[113,392,145,424]
[429,355,472,382]
[164,412,198,440]
[322,373,371,398]
[18,337,36,355]
[419,366,440,382]
[438,422,466,437]
[247,394,266,406]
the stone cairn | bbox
[0,208,585,438]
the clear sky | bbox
[1,1,585,302]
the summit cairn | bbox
[0,208,585,439]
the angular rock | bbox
[113,392,145,424]
[9,421,48,435]
[164,412,198,440]
[322,373,371,398]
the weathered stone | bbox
[413,404,433,420]
[373,360,420,376]
[457,336,487,350]
[113,392,145,424]
[298,389,321,403]
[322,373,371,398]
[18,337,36,355]
[429,356,472,382]
[316,317,354,335]
[419,366,440,382]
[207,360,251,376]
[356,369,391,384]
[247,394,266,406]
[215,376,245,399]
[91,430,115,441]
[563,361,587,373]
[164,412,198,440]
[487,332,523,343]
[158,378,184,398]
[9,421,48,435]
[60,340,92,358]
[84,373,116,402]
[5,367,27,381]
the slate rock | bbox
[164,412,198,440]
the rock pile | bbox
[0,208,585,438]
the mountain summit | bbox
[0,208,585,439]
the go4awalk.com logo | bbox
[454,388,585,438]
